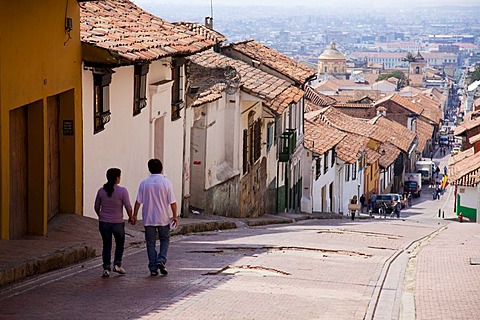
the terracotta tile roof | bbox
[333,102,374,108]
[186,60,231,107]
[369,116,416,153]
[448,147,474,166]
[365,146,382,165]
[399,86,423,97]
[411,94,442,125]
[305,86,337,106]
[174,22,227,43]
[374,94,423,115]
[335,134,369,164]
[474,97,480,109]
[304,119,347,155]
[448,150,480,187]
[416,119,434,153]
[379,142,401,168]
[469,133,480,145]
[80,0,216,63]
[314,107,385,142]
[313,79,340,92]
[454,111,480,136]
[188,50,303,115]
[222,40,316,86]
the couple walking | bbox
[94,159,178,278]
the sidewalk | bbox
[0,211,343,288]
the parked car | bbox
[373,194,402,213]
[451,147,460,156]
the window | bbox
[133,64,149,116]
[243,129,248,174]
[266,123,274,151]
[346,164,350,181]
[243,112,262,174]
[252,119,261,163]
[93,70,112,134]
[324,151,329,174]
[315,157,322,179]
[352,161,357,180]
[331,149,335,167]
[171,59,184,121]
[324,66,328,72]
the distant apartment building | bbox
[349,51,458,68]
[374,42,426,52]
[428,34,475,44]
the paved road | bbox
[1,152,479,320]
[0,208,449,319]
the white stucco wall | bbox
[83,59,184,219]
[301,148,314,213]
[338,162,363,215]
[460,187,477,209]
[83,66,150,218]
[312,152,335,212]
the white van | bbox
[416,160,435,183]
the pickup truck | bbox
[404,173,422,198]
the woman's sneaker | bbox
[113,265,126,274]
[157,262,168,275]
[102,269,110,278]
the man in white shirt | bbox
[133,159,178,276]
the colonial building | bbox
[80,0,219,218]
[1,1,86,239]
[318,43,347,80]
[186,50,304,216]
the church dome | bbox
[319,42,346,60]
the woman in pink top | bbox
[94,168,133,278]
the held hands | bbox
[128,215,137,225]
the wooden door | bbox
[47,96,60,220]
[9,107,28,239]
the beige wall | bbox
[0,1,83,238]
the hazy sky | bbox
[134,0,479,8]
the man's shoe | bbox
[102,269,110,278]
[113,265,126,274]
[157,262,168,275]
[150,270,159,276]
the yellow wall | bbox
[0,0,83,239]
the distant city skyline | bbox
[134,0,479,8]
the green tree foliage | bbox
[470,65,480,84]
[376,70,406,82]
[404,52,416,62]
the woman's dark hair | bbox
[148,159,163,174]
[103,168,121,197]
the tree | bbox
[470,65,480,84]
[403,52,416,62]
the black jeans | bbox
[99,221,125,270]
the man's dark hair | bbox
[148,158,163,174]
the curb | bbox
[0,245,95,288]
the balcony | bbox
[278,129,297,162]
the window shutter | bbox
[254,120,262,161]
[243,129,248,174]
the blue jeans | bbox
[144,225,170,272]
[99,221,125,270]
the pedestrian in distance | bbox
[435,166,440,178]
[430,151,433,161]
[350,195,358,220]
[94,168,133,278]
[370,192,377,213]
[133,159,179,277]
[359,194,365,213]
